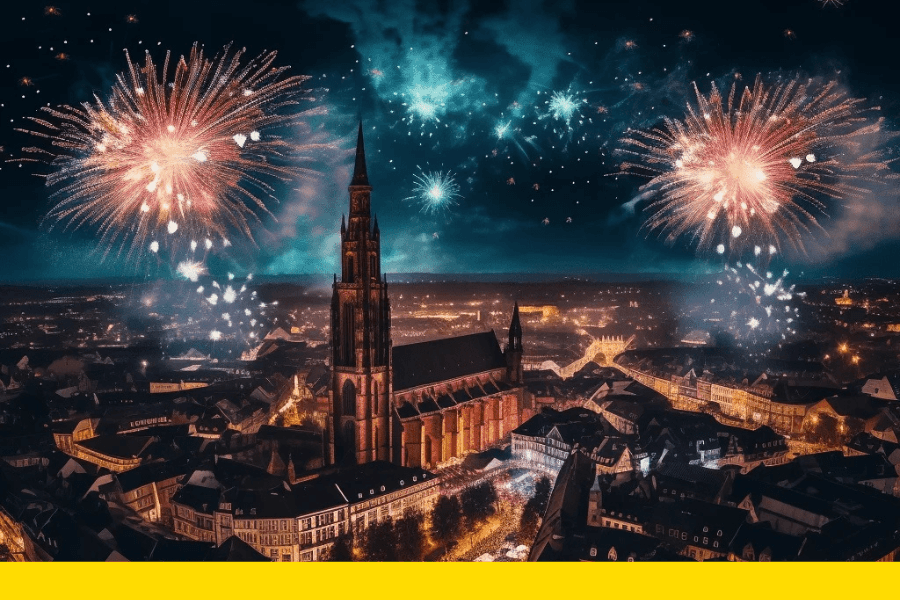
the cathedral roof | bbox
[392,330,507,392]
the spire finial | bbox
[351,120,369,187]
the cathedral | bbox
[325,123,529,468]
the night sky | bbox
[0,0,898,282]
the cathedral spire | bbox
[350,121,369,187]
[508,301,523,352]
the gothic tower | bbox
[330,122,392,465]
[505,302,523,384]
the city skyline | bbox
[0,0,898,283]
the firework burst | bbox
[176,259,207,282]
[547,91,580,126]
[405,168,461,214]
[619,75,889,255]
[713,259,802,345]
[404,84,448,125]
[19,42,326,259]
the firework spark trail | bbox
[619,76,890,256]
[548,91,579,124]
[192,272,271,345]
[405,168,462,214]
[176,259,207,282]
[713,258,803,344]
[541,91,585,133]
[18,42,328,259]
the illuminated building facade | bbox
[171,460,438,561]
[835,289,854,306]
[617,362,813,435]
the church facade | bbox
[325,123,529,468]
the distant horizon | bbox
[0,270,891,287]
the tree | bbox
[517,476,552,545]
[362,519,399,561]
[461,480,499,525]
[394,512,426,561]
[533,476,552,515]
[322,533,354,561]
[518,501,541,544]
[807,413,840,446]
[430,495,462,553]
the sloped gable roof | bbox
[392,330,506,391]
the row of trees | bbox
[518,476,552,544]
[324,476,552,561]
[323,512,427,561]
[431,480,499,555]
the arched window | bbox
[372,382,378,416]
[342,379,356,417]
[370,255,376,279]
[346,256,355,283]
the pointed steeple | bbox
[508,301,523,352]
[350,121,369,187]
[341,214,346,235]
[372,214,379,236]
